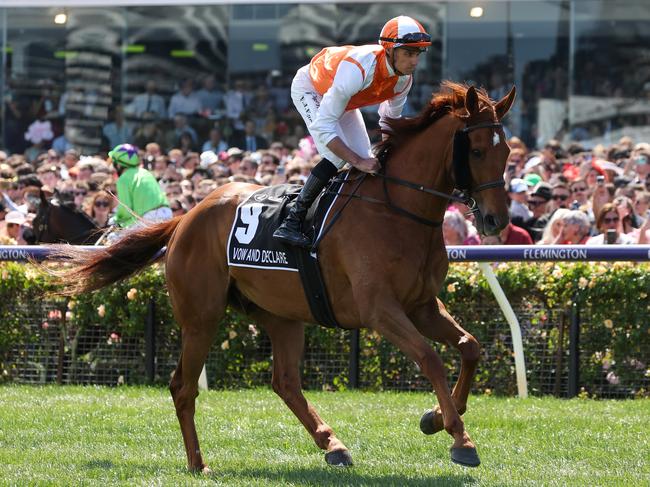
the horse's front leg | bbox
[363,300,480,467]
[410,299,480,437]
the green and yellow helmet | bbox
[108,143,140,168]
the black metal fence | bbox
[5,297,648,399]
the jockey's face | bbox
[390,47,423,75]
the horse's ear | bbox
[495,86,517,120]
[465,86,480,116]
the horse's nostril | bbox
[484,214,497,228]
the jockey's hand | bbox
[354,157,380,174]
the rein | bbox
[327,119,505,228]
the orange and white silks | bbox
[309,45,410,110]
[290,44,412,169]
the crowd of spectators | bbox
[1,74,649,247]
[443,136,650,246]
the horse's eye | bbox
[471,149,482,158]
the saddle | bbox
[227,178,348,328]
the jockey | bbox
[273,15,431,247]
[109,143,171,228]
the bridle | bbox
[34,198,99,244]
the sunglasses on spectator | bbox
[552,194,569,201]
[74,191,87,196]
[603,216,620,224]
[527,199,546,207]
[171,206,183,212]
[571,187,586,193]
[94,201,110,208]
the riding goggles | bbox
[379,32,432,45]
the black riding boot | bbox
[273,173,329,247]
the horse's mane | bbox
[375,81,493,160]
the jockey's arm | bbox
[325,137,378,173]
[311,61,379,174]
[378,76,412,139]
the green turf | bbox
[0,386,648,486]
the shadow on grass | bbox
[216,466,475,486]
[84,460,115,470]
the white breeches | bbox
[291,66,372,169]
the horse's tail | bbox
[50,217,181,296]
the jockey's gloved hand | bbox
[354,157,380,174]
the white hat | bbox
[509,178,529,193]
[5,210,26,225]
[523,156,542,172]
[199,151,219,169]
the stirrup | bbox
[273,225,311,248]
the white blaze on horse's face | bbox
[492,132,500,147]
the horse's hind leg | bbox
[252,309,352,467]
[168,275,226,472]
[410,299,480,436]
[169,325,219,473]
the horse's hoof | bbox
[420,409,443,435]
[325,449,353,467]
[189,464,212,475]
[450,447,480,467]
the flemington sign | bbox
[2,245,650,263]
[445,245,650,262]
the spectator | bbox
[508,178,532,222]
[237,157,259,179]
[230,120,269,152]
[145,142,163,158]
[102,106,133,149]
[127,80,167,120]
[554,210,591,244]
[168,79,202,118]
[442,209,480,245]
[165,114,198,150]
[133,118,166,150]
[516,182,552,242]
[201,128,229,154]
[76,159,95,182]
[537,208,570,245]
[613,195,640,234]
[586,203,634,244]
[63,149,80,173]
[550,183,571,211]
[36,164,60,191]
[225,79,248,129]
[196,75,224,114]
[164,182,183,201]
[2,210,28,245]
[72,181,90,210]
[482,222,533,245]
[169,197,188,217]
[87,190,115,228]
[633,191,649,223]
[568,178,589,207]
[23,120,54,164]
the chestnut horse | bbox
[54,82,515,472]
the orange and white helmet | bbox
[379,16,432,51]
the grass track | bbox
[0,386,648,486]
